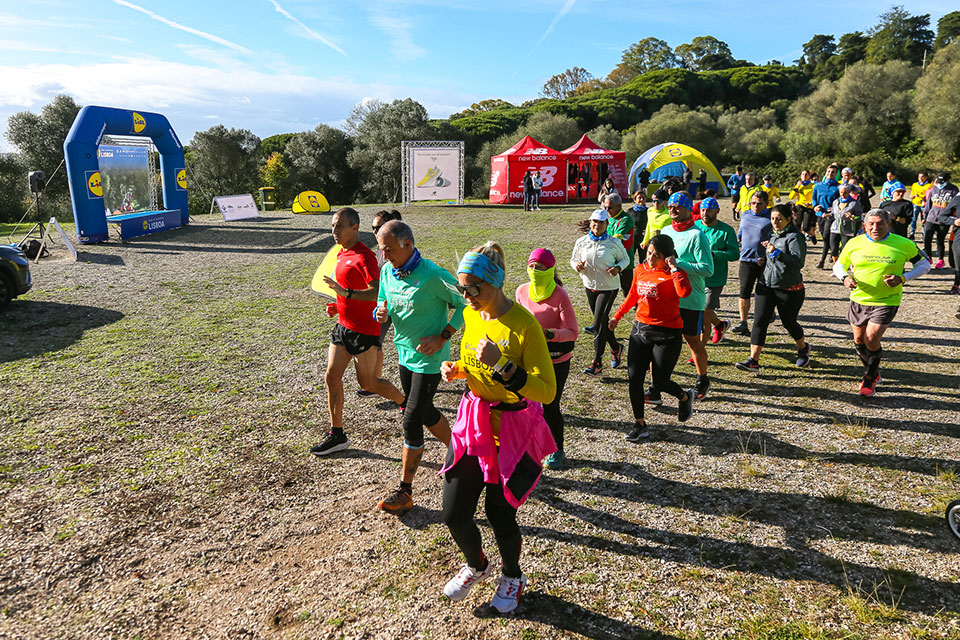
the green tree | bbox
[261,133,296,159]
[514,111,581,150]
[605,63,639,87]
[865,5,933,66]
[187,125,261,213]
[716,108,785,166]
[675,36,734,71]
[586,124,622,151]
[782,60,920,161]
[800,34,836,72]
[540,67,593,99]
[914,41,960,158]
[934,11,960,50]
[285,124,355,204]
[0,154,28,224]
[258,152,288,207]
[620,104,721,163]
[347,98,433,203]
[5,94,82,213]
[449,99,516,120]
[621,37,679,75]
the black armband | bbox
[493,365,528,392]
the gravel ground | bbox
[1,205,959,640]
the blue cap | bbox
[667,192,692,209]
[700,197,719,210]
[890,181,906,192]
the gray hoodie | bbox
[761,223,806,289]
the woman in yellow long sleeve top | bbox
[439,241,556,614]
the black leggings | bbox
[819,217,835,262]
[619,267,634,298]
[542,359,571,450]
[953,234,960,286]
[398,366,441,449]
[627,323,685,421]
[924,222,950,260]
[442,452,521,577]
[751,284,806,347]
[585,288,619,364]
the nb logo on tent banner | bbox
[527,148,549,155]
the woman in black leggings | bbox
[736,204,811,371]
[609,234,695,442]
[570,209,630,376]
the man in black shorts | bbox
[311,208,405,456]
[733,190,773,335]
[832,209,930,396]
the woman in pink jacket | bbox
[516,248,579,470]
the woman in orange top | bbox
[609,234,695,442]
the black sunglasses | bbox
[455,283,483,297]
[372,224,383,234]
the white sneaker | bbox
[490,573,527,613]
[443,562,493,601]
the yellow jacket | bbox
[911,181,931,207]
[736,185,764,214]
[789,181,814,206]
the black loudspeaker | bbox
[29,170,46,193]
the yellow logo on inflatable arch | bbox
[132,112,146,133]
[176,169,187,189]
[143,220,149,231]
[87,171,103,197]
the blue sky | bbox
[0,0,953,153]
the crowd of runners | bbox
[308,160,957,613]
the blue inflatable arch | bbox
[64,106,188,243]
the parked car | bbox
[0,243,32,311]
[949,500,960,541]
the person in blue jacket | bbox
[727,166,746,217]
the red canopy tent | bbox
[562,135,627,203]
[488,135,567,205]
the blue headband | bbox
[457,251,505,288]
[700,197,719,210]
[668,192,692,209]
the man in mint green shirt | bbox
[374,220,467,516]
[661,192,714,400]
[695,197,740,345]
[603,193,636,297]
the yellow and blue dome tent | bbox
[628,143,728,197]
[292,190,330,214]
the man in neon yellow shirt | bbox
[735,172,762,220]
[833,209,930,397]
[641,189,672,248]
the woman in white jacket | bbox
[571,208,630,375]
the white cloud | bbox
[112,0,253,54]
[0,56,483,151]
[265,0,347,56]
[368,14,426,62]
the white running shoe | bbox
[443,562,493,601]
[490,573,527,613]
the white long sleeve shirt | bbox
[570,233,630,291]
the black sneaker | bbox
[735,358,760,372]
[695,376,711,400]
[796,344,811,368]
[583,362,602,376]
[677,389,696,422]
[644,386,662,405]
[610,342,625,369]
[310,431,351,456]
[357,388,376,397]
[732,321,750,336]
[583,325,597,335]
[626,423,650,442]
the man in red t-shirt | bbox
[311,208,405,456]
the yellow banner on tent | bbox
[310,243,341,299]
[293,190,330,214]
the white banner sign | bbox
[409,146,461,201]
[214,194,260,221]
